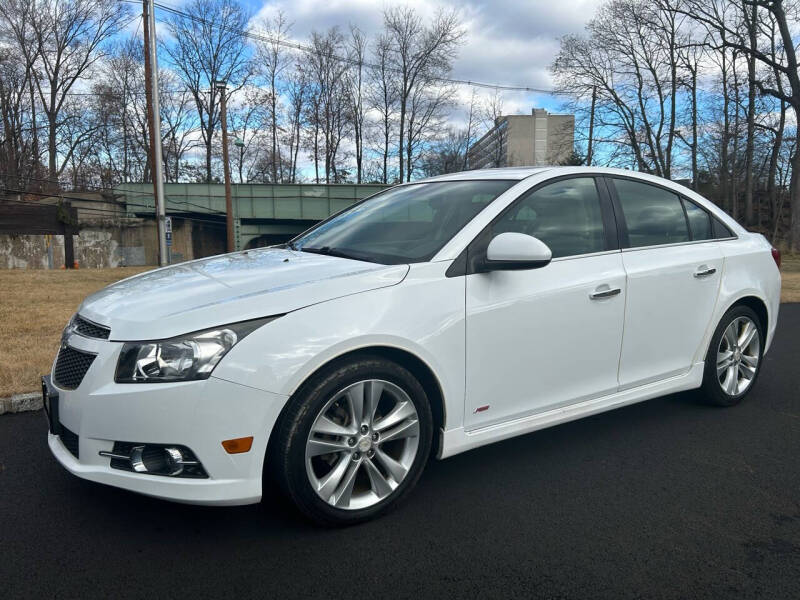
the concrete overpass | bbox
[114,182,390,250]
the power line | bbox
[139,0,559,95]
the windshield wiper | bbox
[286,240,298,251]
[300,246,372,262]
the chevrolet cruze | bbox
[44,167,781,525]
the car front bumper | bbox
[46,333,288,506]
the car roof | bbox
[413,166,688,184]
[414,167,552,182]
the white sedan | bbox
[44,167,781,525]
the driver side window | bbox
[492,178,607,258]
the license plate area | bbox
[41,375,61,435]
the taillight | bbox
[771,247,781,269]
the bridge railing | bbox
[114,183,391,221]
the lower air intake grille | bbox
[60,425,79,459]
[54,346,96,390]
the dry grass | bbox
[0,267,151,397]
[0,256,798,398]
[781,254,800,304]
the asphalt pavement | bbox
[1,306,799,599]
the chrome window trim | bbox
[619,236,738,253]
[550,249,622,262]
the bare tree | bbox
[676,38,703,190]
[303,27,349,183]
[382,6,464,182]
[368,33,399,184]
[0,0,43,191]
[92,36,149,185]
[553,0,691,177]
[0,0,129,191]
[163,0,251,183]
[227,88,270,183]
[346,26,367,183]
[742,1,758,225]
[480,90,507,168]
[462,89,478,170]
[254,11,291,183]
[682,0,800,249]
[404,78,455,180]
[159,73,196,183]
[284,63,307,183]
[0,46,40,192]
[420,127,470,176]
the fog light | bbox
[164,447,185,476]
[102,442,208,478]
[129,445,148,473]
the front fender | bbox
[212,261,466,430]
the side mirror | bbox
[481,232,552,271]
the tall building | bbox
[468,108,575,169]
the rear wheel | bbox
[700,305,763,406]
[272,356,433,525]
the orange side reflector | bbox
[221,436,254,454]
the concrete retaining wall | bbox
[0,217,220,268]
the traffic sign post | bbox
[165,216,172,264]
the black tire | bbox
[700,305,764,407]
[270,355,433,526]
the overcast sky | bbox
[241,0,603,115]
[152,0,603,175]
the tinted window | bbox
[614,179,689,247]
[492,178,606,258]
[682,199,712,240]
[713,217,734,239]
[293,180,515,264]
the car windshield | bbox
[290,180,516,264]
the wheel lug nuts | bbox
[360,424,369,434]
[347,437,356,446]
[367,449,375,458]
[352,452,360,460]
[371,432,379,441]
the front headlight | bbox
[115,317,277,383]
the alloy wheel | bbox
[305,379,420,510]
[716,316,760,396]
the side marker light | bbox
[222,436,254,454]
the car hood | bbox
[78,247,409,340]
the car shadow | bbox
[60,388,722,537]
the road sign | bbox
[165,216,172,247]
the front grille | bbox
[74,315,110,339]
[60,425,79,459]
[53,346,96,390]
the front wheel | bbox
[700,305,764,406]
[272,356,433,525]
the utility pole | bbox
[586,85,597,167]
[215,80,235,253]
[142,0,168,266]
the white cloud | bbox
[248,0,602,115]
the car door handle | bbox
[694,266,717,278]
[590,286,622,300]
